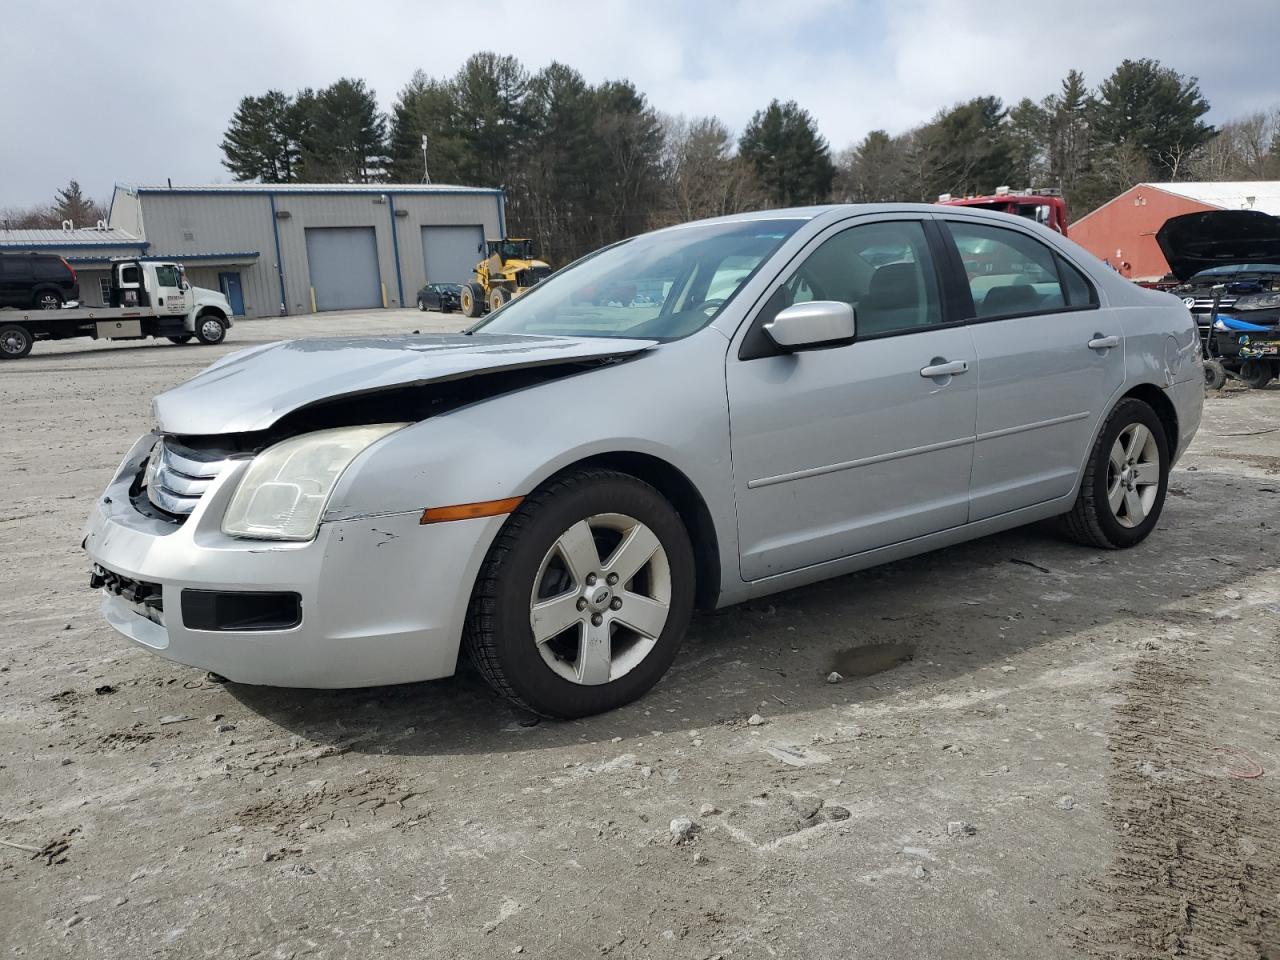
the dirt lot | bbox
[1,312,1277,959]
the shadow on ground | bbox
[228,467,1263,759]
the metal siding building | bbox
[112,183,505,317]
[3,184,504,317]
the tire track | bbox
[1069,655,1280,958]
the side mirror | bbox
[764,300,856,351]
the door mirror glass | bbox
[765,300,856,350]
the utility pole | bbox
[421,134,431,185]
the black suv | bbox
[0,252,80,309]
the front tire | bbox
[464,468,696,718]
[0,323,33,359]
[1062,398,1169,549]
[417,298,428,312]
[460,283,485,319]
[1241,360,1274,390]
[1203,359,1227,390]
[488,286,510,312]
[195,314,227,345]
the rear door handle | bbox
[1088,334,1120,350]
[919,359,969,378]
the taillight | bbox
[60,257,77,283]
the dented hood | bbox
[1156,210,1280,281]
[153,333,655,435]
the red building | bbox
[1071,181,1280,282]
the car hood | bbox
[153,333,656,435]
[1157,210,1280,281]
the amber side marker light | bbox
[420,496,524,524]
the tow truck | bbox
[0,258,233,360]
[937,186,1070,236]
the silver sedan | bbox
[84,205,1203,717]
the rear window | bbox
[33,256,70,280]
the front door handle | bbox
[1088,334,1120,350]
[919,359,969,378]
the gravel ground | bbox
[1,311,1277,959]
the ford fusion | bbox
[85,205,1203,717]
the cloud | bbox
[2,0,1277,206]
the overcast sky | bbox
[2,0,1278,207]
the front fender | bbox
[324,333,739,591]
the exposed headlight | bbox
[1232,292,1280,310]
[221,424,408,541]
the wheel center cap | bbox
[586,584,613,613]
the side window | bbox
[1057,256,1096,307]
[120,265,140,285]
[762,220,943,338]
[946,222,1067,319]
[154,265,181,288]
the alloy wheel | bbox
[529,513,672,686]
[1107,423,1160,528]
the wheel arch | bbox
[1120,382,1179,456]
[541,451,722,611]
[196,304,227,321]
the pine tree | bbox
[738,100,835,206]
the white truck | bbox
[0,259,234,360]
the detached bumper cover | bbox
[82,435,503,688]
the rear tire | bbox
[194,314,226,345]
[464,468,696,718]
[460,283,485,319]
[0,323,33,359]
[1062,398,1169,549]
[168,335,193,345]
[1203,359,1227,390]
[488,286,510,312]
[1241,360,1274,390]
[35,291,63,310]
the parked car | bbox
[0,252,80,309]
[1158,210,1280,389]
[84,205,1203,718]
[416,282,463,313]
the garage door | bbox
[304,227,382,311]
[422,225,485,285]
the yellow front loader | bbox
[459,238,553,318]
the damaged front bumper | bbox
[82,435,503,688]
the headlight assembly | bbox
[221,423,407,541]
[1232,292,1280,311]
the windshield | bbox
[471,219,805,341]
[1190,263,1280,279]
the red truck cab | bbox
[937,187,1069,236]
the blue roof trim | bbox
[141,251,260,261]
[0,240,149,249]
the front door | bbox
[727,216,978,582]
[939,219,1127,519]
[218,272,245,315]
[151,263,187,314]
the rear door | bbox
[939,218,1125,519]
[727,215,978,581]
[0,256,31,307]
